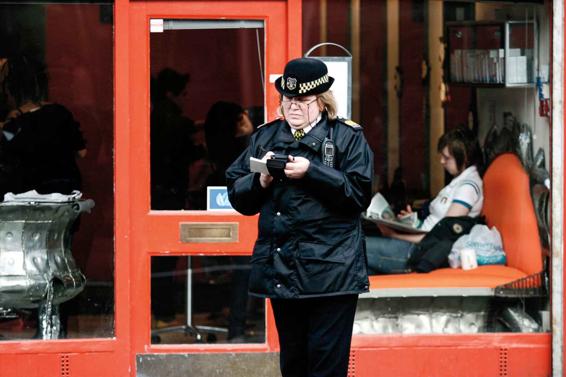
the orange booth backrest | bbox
[481,153,542,275]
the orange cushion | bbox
[369,266,527,289]
[482,153,542,275]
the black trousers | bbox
[271,294,358,377]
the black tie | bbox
[294,129,305,140]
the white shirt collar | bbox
[449,165,478,186]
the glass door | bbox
[149,18,266,345]
[0,1,114,343]
[127,0,297,362]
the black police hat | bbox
[275,58,334,97]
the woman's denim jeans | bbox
[365,236,416,274]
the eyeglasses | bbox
[281,97,318,110]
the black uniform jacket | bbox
[226,113,374,299]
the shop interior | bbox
[0,0,552,343]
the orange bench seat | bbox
[367,265,527,293]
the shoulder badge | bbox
[337,118,362,130]
[257,118,282,129]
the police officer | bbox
[226,57,373,377]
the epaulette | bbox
[337,117,362,130]
[257,118,282,129]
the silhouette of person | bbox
[0,55,86,197]
[150,68,202,210]
[150,68,203,326]
[204,101,253,187]
[0,54,87,339]
[204,101,254,341]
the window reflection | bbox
[150,23,264,210]
[303,0,550,334]
[151,256,265,344]
[0,3,114,340]
[150,68,202,210]
[149,22,265,344]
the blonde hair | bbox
[276,90,338,120]
[317,90,338,120]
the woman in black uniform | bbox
[227,58,374,377]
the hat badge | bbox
[286,77,297,91]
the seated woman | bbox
[367,127,483,274]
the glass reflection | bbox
[0,3,114,340]
[151,256,265,344]
[302,0,550,334]
[150,23,264,210]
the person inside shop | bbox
[202,100,254,341]
[0,48,15,192]
[0,40,18,122]
[204,100,254,187]
[0,56,9,120]
[150,67,203,210]
[366,127,484,274]
[226,57,374,377]
[0,54,87,338]
[0,54,87,197]
[150,68,205,330]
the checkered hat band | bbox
[298,74,329,94]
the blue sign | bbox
[207,186,234,211]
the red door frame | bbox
[122,0,302,370]
[0,0,557,376]
[118,0,553,375]
[0,1,300,376]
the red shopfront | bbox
[0,1,562,376]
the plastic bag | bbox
[448,224,506,268]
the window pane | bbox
[303,0,550,334]
[0,3,114,340]
[151,256,266,344]
[150,21,264,211]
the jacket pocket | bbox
[295,242,347,294]
[298,242,346,263]
[249,242,272,295]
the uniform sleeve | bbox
[451,181,481,210]
[225,136,270,216]
[303,129,374,214]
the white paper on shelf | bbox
[508,56,528,83]
[516,56,528,82]
[508,56,516,83]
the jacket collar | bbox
[273,112,331,152]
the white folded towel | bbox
[3,190,83,203]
